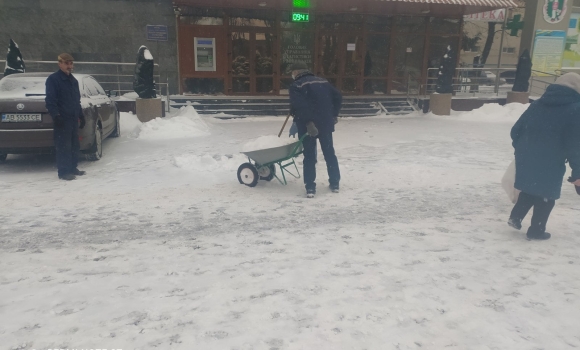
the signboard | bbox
[146,25,168,41]
[563,13,580,67]
[292,12,310,22]
[464,9,505,22]
[543,0,568,24]
[347,43,356,51]
[281,32,314,73]
[532,30,566,75]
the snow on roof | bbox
[0,72,95,99]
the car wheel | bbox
[111,111,121,138]
[86,122,102,161]
[0,154,7,162]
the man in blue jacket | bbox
[288,62,342,198]
[508,73,580,240]
[45,53,86,181]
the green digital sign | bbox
[292,12,310,22]
[293,0,310,8]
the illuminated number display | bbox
[292,12,310,22]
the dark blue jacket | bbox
[45,70,83,123]
[511,84,580,200]
[289,72,342,134]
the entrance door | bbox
[230,31,275,94]
[318,32,364,94]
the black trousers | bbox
[53,122,80,177]
[301,132,340,191]
[510,192,555,233]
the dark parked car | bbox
[0,72,120,162]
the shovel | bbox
[278,113,291,137]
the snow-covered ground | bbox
[1,104,580,350]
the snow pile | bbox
[116,92,139,101]
[450,103,530,123]
[173,153,246,172]
[242,135,297,152]
[131,106,210,140]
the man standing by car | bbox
[45,53,86,180]
[288,62,342,198]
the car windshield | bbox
[0,76,47,95]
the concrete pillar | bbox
[135,98,163,123]
[506,91,530,104]
[430,93,452,115]
[520,0,573,56]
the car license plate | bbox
[1,114,42,122]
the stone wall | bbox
[0,0,178,94]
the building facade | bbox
[0,0,178,94]
[174,0,516,95]
[0,0,517,96]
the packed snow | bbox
[1,103,580,350]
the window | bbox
[83,78,98,96]
[91,78,106,95]
[502,47,516,54]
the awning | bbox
[375,0,518,7]
[173,0,518,16]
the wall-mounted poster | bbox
[563,13,580,67]
[281,32,314,74]
[543,0,568,24]
[532,30,566,75]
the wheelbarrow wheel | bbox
[257,164,276,181]
[237,163,259,187]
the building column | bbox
[520,0,572,55]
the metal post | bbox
[495,8,509,95]
[116,65,121,95]
[167,75,170,113]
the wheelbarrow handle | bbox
[278,113,291,138]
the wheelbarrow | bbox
[237,134,307,187]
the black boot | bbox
[58,173,76,181]
[72,168,86,176]
[508,217,522,230]
[526,227,551,240]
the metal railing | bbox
[0,60,170,112]
[423,67,517,98]
[411,66,577,102]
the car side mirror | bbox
[105,90,111,97]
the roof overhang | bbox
[173,0,518,17]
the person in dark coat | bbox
[288,62,342,198]
[508,72,580,240]
[45,53,86,180]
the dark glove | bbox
[52,115,64,127]
[306,121,318,137]
[79,115,86,129]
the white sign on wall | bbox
[464,9,506,22]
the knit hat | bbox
[288,62,309,71]
[554,73,580,94]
